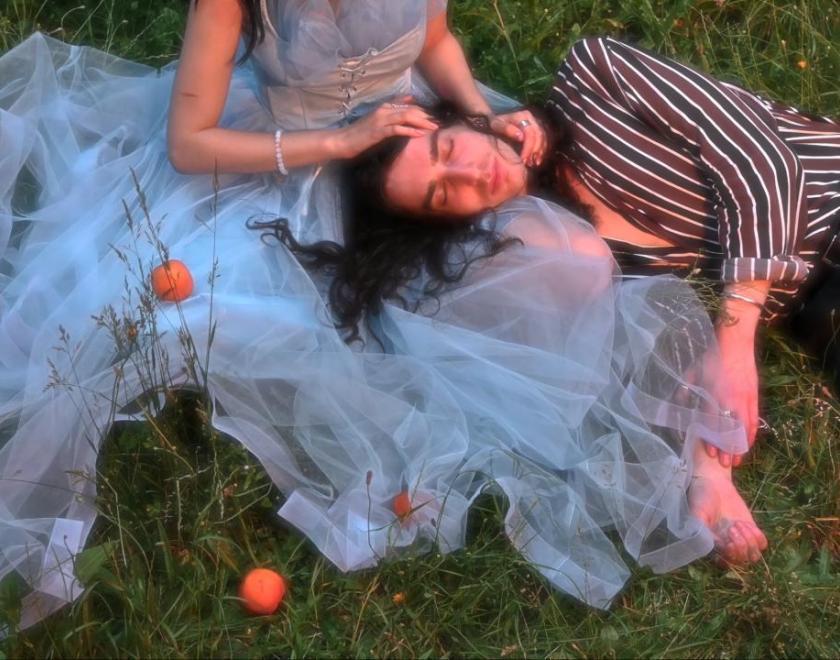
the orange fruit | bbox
[151,259,194,302]
[393,490,412,519]
[239,568,286,615]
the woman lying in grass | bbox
[286,36,839,471]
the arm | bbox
[167,0,435,175]
[415,11,491,115]
[712,280,771,465]
[561,38,809,283]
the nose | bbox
[443,162,491,187]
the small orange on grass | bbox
[239,568,286,615]
[393,490,412,519]
[151,259,194,302]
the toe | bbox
[725,524,750,563]
[740,525,762,562]
[734,521,764,563]
[750,523,769,552]
[743,522,768,556]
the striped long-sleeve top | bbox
[546,37,840,322]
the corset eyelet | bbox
[336,50,378,119]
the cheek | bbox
[514,165,528,192]
[451,187,489,216]
[511,161,528,192]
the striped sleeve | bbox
[562,37,809,283]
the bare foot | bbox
[688,444,768,564]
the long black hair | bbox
[247,106,533,347]
[190,1,265,62]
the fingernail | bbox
[517,131,524,140]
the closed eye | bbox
[436,139,455,207]
[437,181,448,208]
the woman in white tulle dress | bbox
[0,0,760,629]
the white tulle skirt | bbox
[0,34,746,628]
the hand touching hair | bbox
[247,104,527,347]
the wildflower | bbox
[797,59,808,70]
[392,591,406,605]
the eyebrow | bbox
[421,131,440,211]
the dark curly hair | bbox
[247,106,543,347]
[190,1,265,62]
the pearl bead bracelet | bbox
[274,129,288,176]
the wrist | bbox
[716,304,759,345]
[325,127,351,160]
[464,102,492,117]
[718,282,768,335]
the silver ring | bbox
[720,409,735,418]
[389,103,410,110]
[518,119,531,129]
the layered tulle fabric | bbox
[0,29,746,630]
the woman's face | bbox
[383,124,528,219]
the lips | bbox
[491,158,501,196]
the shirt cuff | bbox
[721,256,810,283]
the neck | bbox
[525,157,595,225]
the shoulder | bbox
[565,36,634,69]
[183,0,245,54]
[189,0,244,24]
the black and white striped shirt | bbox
[547,37,840,322]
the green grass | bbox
[1,1,839,657]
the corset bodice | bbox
[250,0,430,129]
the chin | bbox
[509,167,528,198]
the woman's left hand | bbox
[489,109,548,168]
